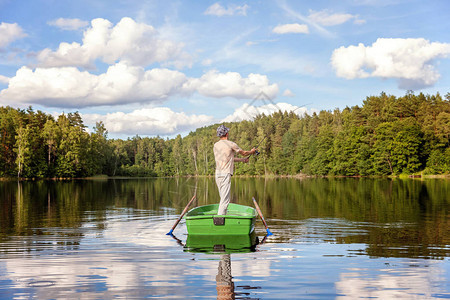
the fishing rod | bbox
[253,103,311,156]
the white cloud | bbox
[47,18,89,31]
[0,63,278,108]
[277,2,333,38]
[37,17,191,69]
[185,70,279,100]
[0,22,27,48]
[354,19,367,25]
[204,3,249,16]
[201,58,213,66]
[0,62,188,107]
[283,89,295,97]
[1,66,98,106]
[308,10,363,26]
[273,23,309,34]
[82,107,214,136]
[222,102,309,122]
[331,38,450,89]
[0,75,10,84]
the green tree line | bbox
[1,91,449,178]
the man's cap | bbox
[216,124,229,137]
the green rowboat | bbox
[185,203,256,235]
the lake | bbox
[0,177,449,299]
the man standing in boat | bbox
[214,125,257,215]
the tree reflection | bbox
[0,177,448,259]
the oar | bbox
[166,194,196,235]
[252,197,273,236]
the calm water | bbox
[0,177,449,299]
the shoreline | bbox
[1,174,449,181]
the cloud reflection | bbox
[1,214,272,298]
[336,261,447,299]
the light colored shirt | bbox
[214,140,241,175]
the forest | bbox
[0,91,449,178]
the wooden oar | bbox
[252,197,273,236]
[166,194,196,235]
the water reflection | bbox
[1,212,209,298]
[335,260,447,299]
[1,178,449,259]
[0,178,449,299]
[181,233,263,300]
[184,233,259,254]
[216,254,234,300]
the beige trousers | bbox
[215,173,231,215]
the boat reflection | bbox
[184,232,259,254]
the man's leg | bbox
[216,173,231,215]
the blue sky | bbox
[0,0,449,138]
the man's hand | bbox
[243,157,249,163]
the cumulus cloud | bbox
[222,102,309,122]
[47,18,89,31]
[37,17,191,69]
[0,22,27,48]
[308,9,364,26]
[0,15,280,112]
[273,23,309,34]
[0,63,278,108]
[185,70,279,100]
[82,107,214,136]
[0,62,188,107]
[331,38,450,89]
[204,3,249,16]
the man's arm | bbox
[234,157,249,163]
[238,148,257,156]
[234,148,256,163]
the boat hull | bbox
[185,203,256,235]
